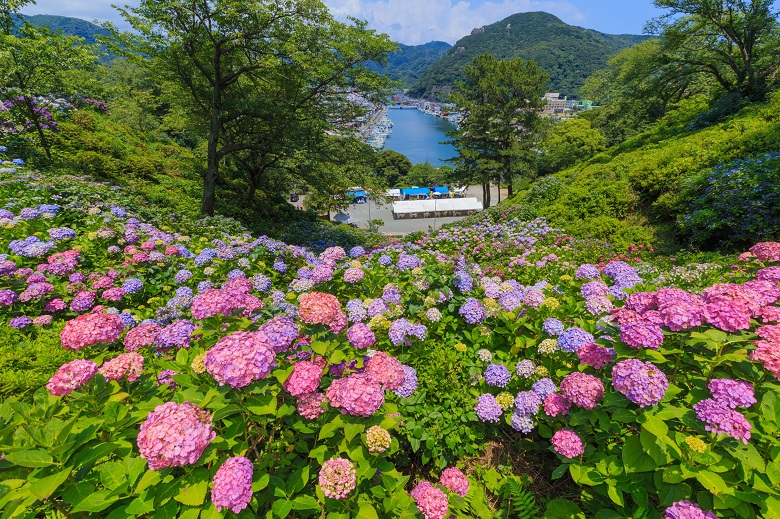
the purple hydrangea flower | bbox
[459,298,486,324]
[484,364,511,387]
[558,327,594,353]
[475,394,503,422]
[542,318,564,336]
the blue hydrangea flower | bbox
[484,364,511,387]
[558,327,595,353]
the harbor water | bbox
[383,107,458,167]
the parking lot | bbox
[290,185,508,235]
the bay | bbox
[382,107,457,167]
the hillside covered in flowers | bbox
[1,152,780,519]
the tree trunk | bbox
[248,178,257,202]
[506,168,513,198]
[202,85,222,216]
[24,97,52,161]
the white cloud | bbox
[323,0,586,44]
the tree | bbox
[402,163,448,187]
[649,0,780,101]
[114,0,394,216]
[0,0,33,35]
[302,136,386,219]
[536,118,607,175]
[0,24,97,160]
[374,149,412,187]
[448,53,548,207]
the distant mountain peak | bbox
[409,11,647,100]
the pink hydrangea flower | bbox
[204,331,276,388]
[211,457,253,513]
[751,340,780,379]
[137,402,215,470]
[703,300,752,332]
[410,481,448,519]
[560,372,604,410]
[297,391,326,420]
[123,323,162,351]
[543,392,571,417]
[439,467,469,497]
[190,289,236,320]
[283,361,322,397]
[749,242,780,261]
[347,323,375,349]
[694,398,752,444]
[708,379,756,409]
[319,457,356,499]
[551,429,584,458]
[99,352,145,382]
[620,322,664,349]
[298,292,346,333]
[325,373,384,417]
[577,343,615,369]
[46,359,99,396]
[343,267,364,283]
[665,500,719,519]
[60,312,124,350]
[364,351,406,390]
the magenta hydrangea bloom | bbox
[204,331,276,388]
[560,372,604,410]
[439,467,469,497]
[620,322,665,349]
[137,401,216,470]
[411,481,449,519]
[99,352,145,382]
[750,242,780,261]
[611,359,668,407]
[283,361,322,397]
[551,429,584,458]
[319,457,356,499]
[577,343,615,369]
[703,300,751,332]
[708,379,756,409]
[190,289,235,319]
[694,398,752,444]
[123,322,161,352]
[211,457,253,513]
[364,351,406,390]
[46,359,99,396]
[326,373,384,417]
[297,391,326,420]
[60,312,124,350]
[347,323,375,349]
[665,500,719,519]
[543,392,571,417]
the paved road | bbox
[290,185,509,235]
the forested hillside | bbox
[409,11,647,99]
[368,40,451,88]
[14,14,110,44]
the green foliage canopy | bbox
[449,53,548,206]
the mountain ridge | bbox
[408,11,648,99]
[14,14,111,44]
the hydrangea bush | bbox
[1,157,779,518]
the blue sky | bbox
[22,0,667,45]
